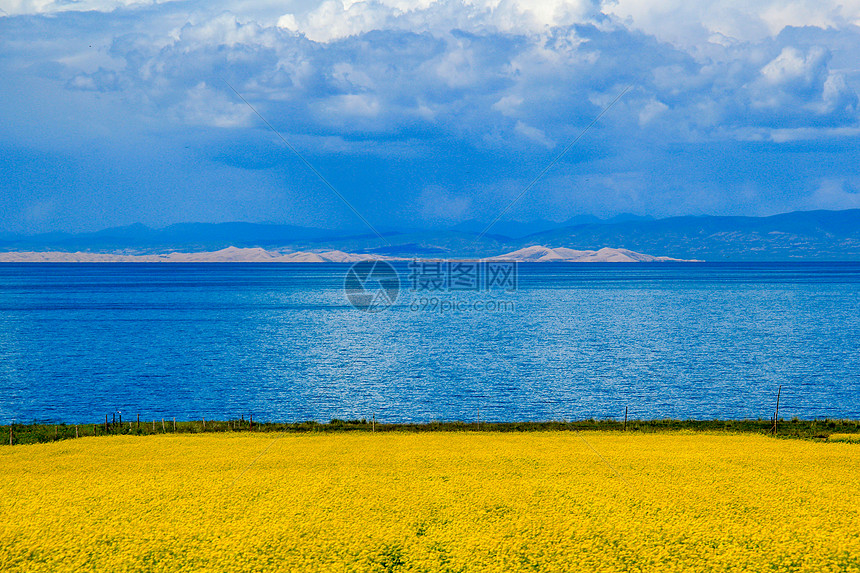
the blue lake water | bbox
[1,262,859,423]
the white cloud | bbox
[277,13,299,31]
[514,120,554,148]
[0,0,178,16]
[760,46,828,89]
[291,0,394,42]
[5,0,860,47]
[605,0,860,46]
[492,94,523,116]
[178,12,277,49]
[434,41,479,88]
[318,93,381,118]
[733,126,860,143]
[818,73,857,115]
[3,0,860,230]
[802,179,860,210]
[175,82,255,127]
[7,0,859,141]
[265,0,605,42]
[757,1,860,36]
[638,98,668,126]
[743,45,859,126]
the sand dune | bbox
[0,245,694,262]
[490,245,690,262]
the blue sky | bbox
[2,0,860,234]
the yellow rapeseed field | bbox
[1,432,859,572]
[829,433,860,443]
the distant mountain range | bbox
[2,209,860,261]
[450,213,654,238]
[526,209,860,261]
[0,222,353,252]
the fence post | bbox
[173,417,176,432]
[624,406,628,431]
[76,425,79,439]
[162,418,165,433]
[773,385,782,435]
[105,414,108,432]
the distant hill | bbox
[493,245,689,262]
[2,209,860,261]
[0,222,356,253]
[0,245,693,263]
[523,209,860,261]
[450,213,652,238]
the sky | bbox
[2,0,860,234]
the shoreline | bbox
[5,418,859,446]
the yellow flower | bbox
[1,432,859,572]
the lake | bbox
[1,262,858,423]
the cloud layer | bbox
[2,0,860,232]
